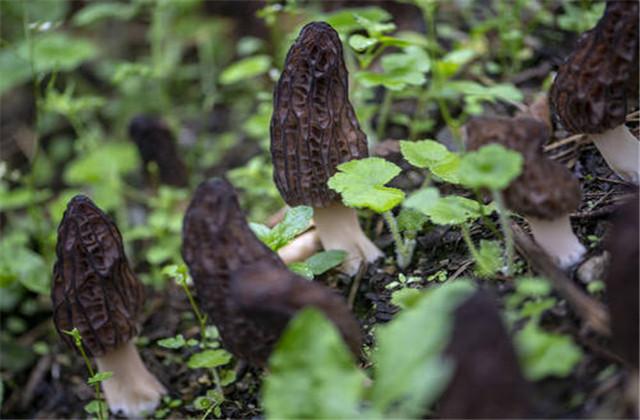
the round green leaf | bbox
[458,144,523,190]
[328,157,405,213]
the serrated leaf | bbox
[322,7,392,34]
[328,157,404,213]
[264,309,365,419]
[458,144,523,190]
[399,140,461,183]
[187,349,232,369]
[219,55,271,85]
[356,46,430,91]
[256,206,313,251]
[396,208,428,233]
[404,188,491,225]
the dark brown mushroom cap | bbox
[466,116,581,219]
[604,194,639,369]
[128,115,189,187]
[437,290,531,418]
[270,21,369,208]
[52,195,144,357]
[550,1,639,134]
[229,260,362,365]
[181,178,361,366]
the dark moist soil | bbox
[3,137,637,419]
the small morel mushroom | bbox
[436,290,531,418]
[465,116,586,268]
[270,21,382,275]
[550,1,639,184]
[604,194,639,370]
[128,115,189,187]
[52,195,166,417]
[181,178,362,366]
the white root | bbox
[277,229,321,264]
[591,124,639,185]
[527,214,586,269]
[313,203,383,276]
[95,340,166,418]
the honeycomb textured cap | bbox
[550,1,639,134]
[466,116,581,219]
[52,195,144,357]
[181,178,287,364]
[229,259,362,365]
[128,115,189,187]
[270,21,369,208]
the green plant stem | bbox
[474,191,501,238]
[460,223,481,263]
[376,89,393,141]
[491,190,514,275]
[74,338,106,420]
[179,280,207,340]
[409,89,430,140]
[383,211,412,269]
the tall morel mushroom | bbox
[437,290,531,418]
[270,21,382,275]
[465,116,586,268]
[128,115,189,187]
[52,195,166,417]
[550,0,639,184]
[181,178,362,366]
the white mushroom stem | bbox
[277,229,321,264]
[95,340,166,417]
[526,214,586,269]
[590,124,639,185]
[313,202,383,276]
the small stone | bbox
[577,252,610,284]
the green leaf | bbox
[371,280,475,417]
[288,262,314,280]
[187,349,232,369]
[253,206,313,251]
[72,2,138,26]
[390,287,421,309]
[474,240,502,278]
[515,277,551,298]
[219,55,271,85]
[458,144,523,191]
[157,334,187,349]
[264,309,365,419]
[356,46,430,91]
[84,400,108,417]
[349,34,377,52]
[354,13,396,37]
[0,33,97,95]
[0,186,52,212]
[322,7,392,34]
[515,323,583,381]
[328,157,405,213]
[399,140,461,183]
[0,233,49,295]
[306,250,346,275]
[396,208,428,233]
[404,188,491,225]
[87,371,113,385]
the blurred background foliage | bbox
[0,0,604,413]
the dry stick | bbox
[511,223,611,336]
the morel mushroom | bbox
[270,21,382,275]
[465,116,586,268]
[604,194,639,369]
[181,178,362,366]
[550,1,639,184]
[437,290,531,418]
[128,115,189,187]
[52,195,166,417]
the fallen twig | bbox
[512,223,610,336]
